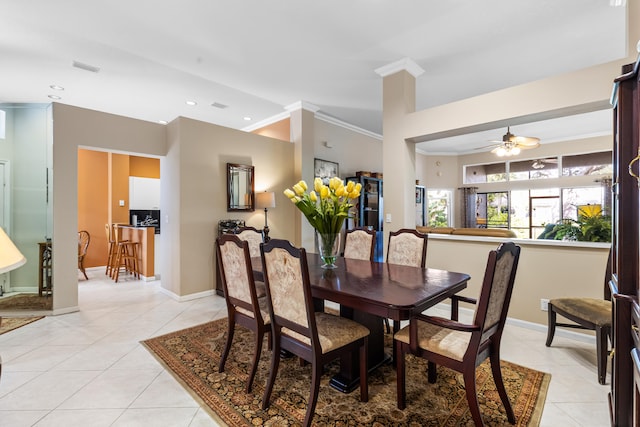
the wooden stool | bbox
[105,224,117,276]
[112,241,140,282]
[110,224,138,282]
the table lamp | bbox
[255,191,276,242]
[0,226,26,296]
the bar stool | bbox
[111,225,140,282]
[105,224,117,276]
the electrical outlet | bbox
[540,298,549,311]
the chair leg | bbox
[246,328,265,393]
[463,368,483,427]
[395,340,406,409]
[105,242,114,276]
[218,313,235,373]
[79,260,88,280]
[596,325,608,385]
[262,332,281,409]
[545,304,556,347]
[113,245,123,282]
[490,350,516,424]
[303,360,322,427]
[427,361,437,383]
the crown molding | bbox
[314,112,382,141]
[374,57,425,78]
[242,110,290,132]
[243,104,382,141]
[284,100,320,113]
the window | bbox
[562,187,604,219]
[562,152,612,177]
[476,192,509,228]
[426,189,452,227]
[462,152,611,238]
[509,158,559,181]
[464,162,506,184]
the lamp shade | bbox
[0,227,26,274]
[255,191,276,209]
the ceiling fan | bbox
[488,127,540,157]
[531,158,558,169]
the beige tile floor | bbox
[0,270,610,426]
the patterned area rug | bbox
[0,316,44,335]
[143,318,550,426]
[0,293,52,311]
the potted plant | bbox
[538,205,611,242]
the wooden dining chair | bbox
[394,242,521,427]
[387,228,428,268]
[216,234,271,393]
[77,230,90,280]
[235,226,264,258]
[260,239,370,427]
[385,228,428,334]
[343,227,376,261]
[546,251,612,384]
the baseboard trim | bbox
[158,287,215,302]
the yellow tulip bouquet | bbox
[284,177,362,236]
[284,177,362,267]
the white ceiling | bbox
[0,1,628,154]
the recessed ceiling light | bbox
[243,116,252,121]
[158,120,168,125]
[49,84,64,91]
[48,95,61,100]
[185,100,197,106]
[72,60,100,73]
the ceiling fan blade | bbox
[512,136,540,146]
[515,141,540,150]
[475,143,500,150]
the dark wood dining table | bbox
[253,254,470,393]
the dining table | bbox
[253,253,470,393]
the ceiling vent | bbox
[72,60,101,73]
[211,102,228,109]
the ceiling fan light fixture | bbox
[490,127,539,157]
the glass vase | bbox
[317,232,340,269]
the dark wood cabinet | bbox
[346,176,383,261]
[610,56,640,427]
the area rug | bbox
[143,318,550,426]
[0,316,44,335]
[0,293,52,311]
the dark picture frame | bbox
[314,158,339,185]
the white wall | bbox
[313,118,382,180]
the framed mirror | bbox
[227,163,255,211]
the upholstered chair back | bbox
[236,226,264,258]
[387,228,428,268]
[474,242,521,334]
[344,228,376,261]
[261,239,314,345]
[217,235,256,312]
